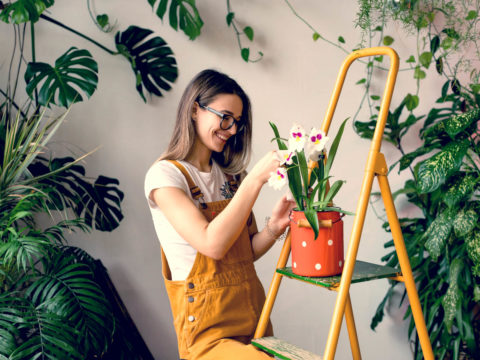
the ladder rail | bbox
[323,46,399,360]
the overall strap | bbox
[167,160,207,208]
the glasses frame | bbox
[198,104,245,131]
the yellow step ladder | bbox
[251,47,434,360]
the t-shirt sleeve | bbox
[144,161,189,208]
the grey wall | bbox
[1,1,444,358]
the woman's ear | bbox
[191,102,199,121]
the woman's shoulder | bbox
[145,160,188,191]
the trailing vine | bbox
[225,0,263,62]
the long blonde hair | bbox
[159,69,252,174]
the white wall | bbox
[1,1,444,359]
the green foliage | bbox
[0,0,54,24]
[359,67,480,360]
[148,0,204,40]
[269,119,350,239]
[352,5,480,354]
[115,25,178,102]
[25,47,98,108]
[0,104,121,358]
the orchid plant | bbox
[268,119,350,238]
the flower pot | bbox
[290,210,344,277]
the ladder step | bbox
[252,336,322,360]
[277,260,401,289]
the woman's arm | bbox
[251,195,296,261]
[152,151,280,260]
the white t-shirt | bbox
[144,160,235,280]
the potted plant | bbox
[268,119,352,277]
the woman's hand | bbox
[268,194,297,237]
[248,150,280,185]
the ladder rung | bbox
[276,260,401,288]
[252,336,322,360]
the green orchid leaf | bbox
[269,122,288,150]
[466,231,480,276]
[287,168,304,211]
[416,140,469,193]
[423,209,454,261]
[24,47,98,108]
[115,25,178,102]
[443,173,477,208]
[453,207,478,237]
[442,259,463,333]
[444,107,480,137]
[325,118,348,176]
[297,150,309,201]
[324,180,345,205]
[149,0,203,40]
[0,0,54,24]
[304,208,319,240]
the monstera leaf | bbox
[29,157,124,232]
[148,0,203,40]
[115,25,178,102]
[25,47,98,108]
[0,0,54,24]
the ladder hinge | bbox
[374,152,388,176]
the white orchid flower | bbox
[288,123,306,152]
[268,167,288,190]
[306,127,329,161]
[276,150,294,165]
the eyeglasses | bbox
[199,104,245,132]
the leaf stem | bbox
[39,14,116,55]
[30,21,39,108]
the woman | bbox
[145,69,294,359]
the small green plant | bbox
[268,119,352,238]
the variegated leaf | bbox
[417,140,469,193]
[453,208,478,237]
[444,108,480,137]
[423,209,454,261]
[443,174,477,208]
[442,259,463,332]
[421,120,446,140]
[398,146,435,171]
[466,231,480,276]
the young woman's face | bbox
[193,93,243,153]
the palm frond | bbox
[26,253,114,356]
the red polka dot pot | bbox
[290,210,344,277]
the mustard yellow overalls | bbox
[161,161,273,359]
